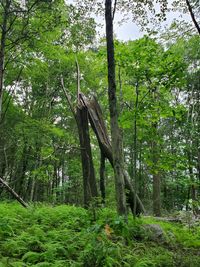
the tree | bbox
[78,0,179,216]
[0,0,39,119]
[172,0,200,35]
[0,0,97,204]
[185,0,200,34]
[105,0,127,216]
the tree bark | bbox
[100,152,106,204]
[105,0,127,216]
[62,78,144,214]
[187,151,196,203]
[152,127,161,217]
[61,78,98,208]
[0,177,28,208]
[133,82,139,216]
[86,95,145,214]
[0,0,10,120]
[153,172,161,216]
[186,0,200,35]
[76,106,98,207]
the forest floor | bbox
[0,203,199,267]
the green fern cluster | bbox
[0,203,199,267]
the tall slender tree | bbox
[0,0,10,119]
[105,0,127,216]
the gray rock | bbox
[142,224,166,243]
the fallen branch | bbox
[0,177,28,208]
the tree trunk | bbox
[197,147,200,198]
[105,0,127,216]
[85,95,145,214]
[188,151,196,199]
[76,106,98,207]
[0,0,10,120]
[62,77,144,214]
[16,143,29,198]
[61,80,98,208]
[153,172,161,216]
[185,0,200,35]
[133,82,139,216]
[100,152,106,204]
[138,143,145,200]
[30,178,35,202]
[152,129,161,217]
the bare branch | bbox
[112,0,117,20]
[75,57,81,103]
[60,76,77,121]
[186,0,200,35]
[5,14,18,34]
[0,177,28,208]
[8,0,41,15]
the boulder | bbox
[142,224,166,243]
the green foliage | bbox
[141,216,200,248]
[0,203,199,267]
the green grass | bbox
[0,203,199,267]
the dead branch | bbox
[0,177,28,208]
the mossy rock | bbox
[143,224,166,243]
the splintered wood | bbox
[78,93,145,214]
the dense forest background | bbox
[0,0,199,216]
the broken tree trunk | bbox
[61,76,144,214]
[76,105,98,207]
[85,95,145,214]
[61,79,98,208]
[0,177,28,208]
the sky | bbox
[113,12,191,41]
[116,6,194,41]
[67,0,192,41]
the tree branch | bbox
[112,0,117,20]
[75,57,81,103]
[60,76,77,121]
[0,177,28,208]
[0,67,23,124]
[186,0,200,35]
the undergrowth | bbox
[0,203,199,267]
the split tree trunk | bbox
[76,106,98,207]
[105,0,127,216]
[61,74,144,214]
[61,78,98,208]
[86,96,145,214]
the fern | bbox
[0,203,199,267]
